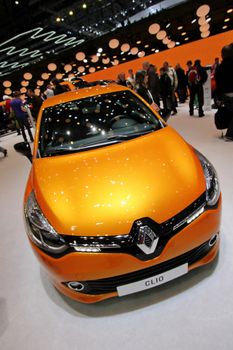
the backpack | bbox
[188,66,200,85]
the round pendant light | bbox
[130,47,139,55]
[121,43,130,52]
[78,66,85,73]
[64,64,72,72]
[3,81,11,88]
[156,30,167,40]
[76,52,85,61]
[196,4,210,17]
[48,63,57,71]
[148,23,160,34]
[23,72,33,80]
[109,39,119,49]
[41,73,49,80]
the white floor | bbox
[0,103,232,350]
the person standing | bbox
[134,70,152,104]
[26,89,43,121]
[142,62,160,106]
[175,64,187,103]
[10,91,34,143]
[127,69,136,89]
[163,62,178,115]
[116,73,128,87]
[187,59,207,117]
[215,44,233,141]
[159,67,173,120]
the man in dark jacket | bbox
[215,44,233,141]
[188,59,207,117]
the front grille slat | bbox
[65,239,215,295]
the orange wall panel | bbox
[84,30,233,82]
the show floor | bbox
[0,103,232,350]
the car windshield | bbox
[38,90,164,157]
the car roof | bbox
[42,84,129,109]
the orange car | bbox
[17,84,221,303]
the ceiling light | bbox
[97,53,101,57]
[136,40,141,44]
[191,19,197,24]
[98,48,103,53]
[206,17,211,22]
[167,41,175,49]
[222,25,228,29]
[176,42,180,45]
[155,49,159,53]
[56,17,61,22]
[184,37,189,41]
[196,4,210,17]
[198,17,207,25]
[76,52,85,61]
[166,23,171,28]
[227,9,233,13]
[15,1,19,4]
[177,26,183,30]
[3,81,12,87]
[69,10,74,15]
[109,39,119,49]
[156,30,167,40]
[144,44,149,48]
[148,23,160,34]
[181,32,186,36]
[82,3,87,9]
[121,43,130,52]
[83,59,88,63]
[122,58,126,61]
[224,18,230,22]
[201,31,210,38]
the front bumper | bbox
[30,198,221,303]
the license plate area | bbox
[117,263,188,297]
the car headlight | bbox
[24,192,68,254]
[195,150,220,206]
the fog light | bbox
[209,234,219,247]
[67,281,84,292]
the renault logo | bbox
[136,223,159,255]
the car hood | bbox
[32,126,206,236]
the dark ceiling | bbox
[0,0,232,96]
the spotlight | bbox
[82,3,87,9]
[69,10,74,16]
[56,17,61,22]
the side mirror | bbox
[14,142,32,163]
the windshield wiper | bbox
[106,129,155,140]
[43,129,156,156]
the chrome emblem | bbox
[136,223,159,255]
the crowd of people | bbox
[115,59,209,119]
[0,42,232,158]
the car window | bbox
[38,90,164,157]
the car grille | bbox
[64,238,216,295]
[60,192,207,261]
